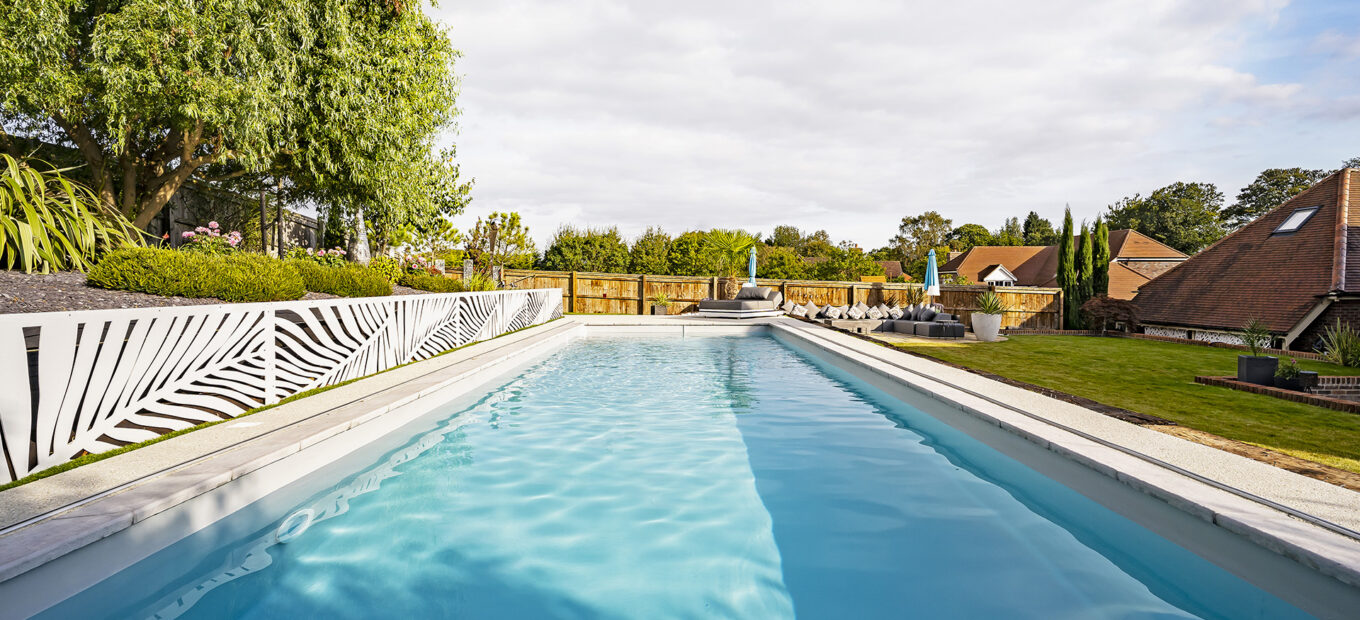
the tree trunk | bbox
[351,206,371,265]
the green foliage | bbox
[88,248,305,302]
[947,223,992,251]
[813,245,885,281]
[539,226,630,272]
[467,212,536,271]
[992,217,1024,246]
[286,245,347,267]
[703,229,756,278]
[1,0,462,232]
[1076,223,1093,305]
[1057,207,1079,328]
[398,271,495,292]
[1,155,142,272]
[1344,157,1360,170]
[892,211,952,264]
[1222,168,1328,230]
[179,222,243,255]
[628,227,671,274]
[1321,320,1360,368]
[368,255,402,283]
[905,245,950,282]
[667,231,709,276]
[321,207,347,251]
[1241,319,1273,357]
[765,225,804,248]
[758,245,807,279]
[902,285,927,306]
[650,292,671,307]
[288,260,391,297]
[1023,211,1058,245]
[1276,358,1302,380]
[1092,218,1110,296]
[1106,181,1225,253]
[975,290,1008,315]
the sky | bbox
[430,0,1360,250]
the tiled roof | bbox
[1107,261,1150,300]
[1108,229,1186,259]
[939,246,1054,286]
[1134,168,1358,333]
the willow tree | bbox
[0,0,463,231]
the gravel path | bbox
[1,270,427,315]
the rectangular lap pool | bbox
[14,333,1356,618]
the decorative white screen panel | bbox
[0,289,562,482]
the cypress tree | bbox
[1057,207,1078,328]
[1077,223,1094,306]
[1092,217,1110,297]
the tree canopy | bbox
[891,211,951,264]
[947,224,992,251]
[0,0,463,236]
[1105,182,1225,254]
[628,227,671,275]
[539,226,629,273]
[1022,212,1058,245]
[1221,168,1328,229]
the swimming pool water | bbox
[41,335,1311,619]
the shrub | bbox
[650,292,671,307]
[180,222,242,255]
[975,290,1008,315]
[88,248,305,302]
[1080,296,1138,332]
[1240,318,1273,357]
[1275,358,1301,380]
[288,260,391,298]
[286,245,347,267]
[369,255,402,283]
[1,154,143,272]
[398,271,496,293]
[1321,319,1360,367]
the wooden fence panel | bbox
[498,269,1061,329]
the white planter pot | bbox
[972,313,1003,342]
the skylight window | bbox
[1273,206,1320,234]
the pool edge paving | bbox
[1,315,1359,599]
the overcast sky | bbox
[430,0,1360,249]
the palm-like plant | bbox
[1,155,143,272]
[702,229,755,298]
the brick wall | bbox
[1313,376,1360,402]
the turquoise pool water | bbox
[40,335,1311,619]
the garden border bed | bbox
[1195,376,1360,415]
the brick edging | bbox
[1194,376,1360,414]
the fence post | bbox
[263,309,278,405]
[638,274,646,315]
[569,271,578,313]
[711,276,718,299]
[781,281,788,304]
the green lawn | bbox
[895,336,1360,475]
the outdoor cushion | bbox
[866,305,883,320]
[935,313,955,322]
[853,301,870,315]
[887,306,905,319]
[789,302,807,317]
[824,305,843,319]
[736,286,772,300]
[699,299,775,311]
[837,305,850,317]
[803,302,820,318]
[875,303,891,317]
[915,322,965,338]
[917,306,937,322]
[847,305,866,319]
[766,290,783,307]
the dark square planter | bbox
[1276,371,1320,392]
[1237,355,1278,387]
[651,305,669,316]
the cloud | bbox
[431,0,1357,248]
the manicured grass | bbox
[896,336,1360,475]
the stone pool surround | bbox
[0,314,1357,616]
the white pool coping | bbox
[1,314,1359,595]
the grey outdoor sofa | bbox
[697,285,785,319]
[789,301,964,338]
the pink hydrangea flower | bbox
[208,221,219,229]
[195,226,209,233]
[182,231,196,238]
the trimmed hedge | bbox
[398,271,495,293]
[288,260,392,298]
[88,248,306,302]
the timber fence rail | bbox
[499,268,1062,330]
[0,288,563,483]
